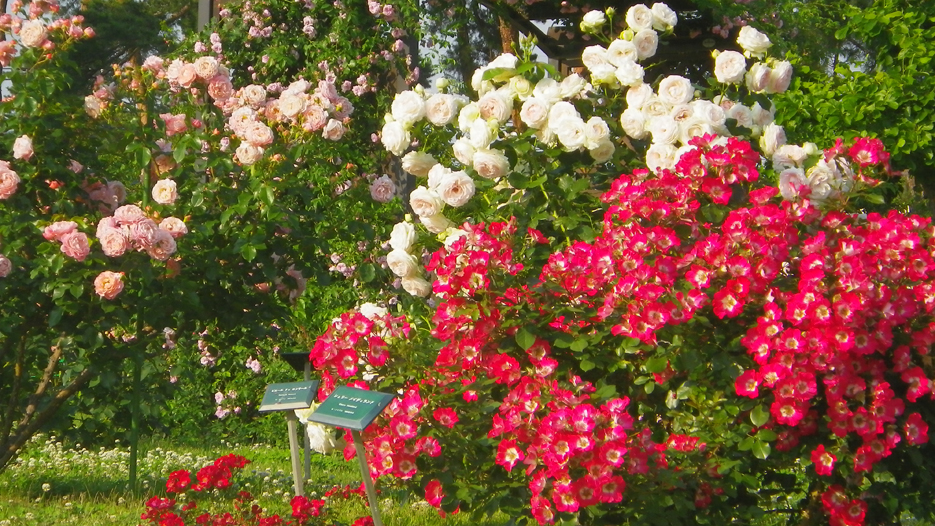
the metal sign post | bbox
[258,380,320,498]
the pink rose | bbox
[302,105,327,132]
[369,175,396,203]
[12,135,33,161]
[159,217,188,238]
[176,63,198,88]
[207,74,233,101]
[114,204,146,226]
[241,121,274,147]
[97,224,129,257]
[146,229,177,261]
[160,113,187,137]
[43,221,78,241]
[106,181,127,205]
[94,271,125,300]
[322,119,345,141]
[129,218,158,250]
[0,254,11,277]
[60,231,90,261]
[0,161,20,199]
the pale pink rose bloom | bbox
[114,204,146,226]
[207,74,233,101]
[142,55,164,75]
[193,56,219,80]
[0,41,15,68]
[60,231,90,261]
[12,135,33,161]
[241,121,274,147]
[97,221,129,257]
[302,105,327,132]
[369,175,396,203]
[159,217,188,238]
[160,113,187,136]
[176,63,198,88]
[107,181,127,205]
[43,221,78,241]
[19,19,47,48]
[152,178,178,205]
[235,143,264,165]
[0,254,11,277]
[94,271,125,300]
[0,161,20,199]
[318,80,339,103]
[68,160,83,173]
[322,119,345,141]
[129,218,158,250]
[146,229,177,261]
[85,182,114,207]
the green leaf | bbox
[359,263,376,283]
[569,339,588,352]
[241,245,257,262]
[49,307,63,328]
[580,359,595,372]
[515,328,536,351]
[750,405,770,427]
[752,440,771,460]
[645,356,668,373]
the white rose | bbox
[488,53,519,70]
[452,139,476,166]
[359,302,388,320]
[235,143,264,165]
[737,26,772,58]
[387,249,420,278]
[626,83,654,110]
[626,4,654,31]
[19,20,47,48]
[508,76,534,100]
[614,61,645,87]
[436,170,475,207]
[591,64,620,87]
[370,175,396,203]
[632,29,659,60]
[471,68,494,97]
[520,97,550,129]
[580,10,607,32]
[420,213,453,234]
[559,74,588,99]
[607,39,638,68]
[391,91,426,126]
[691,100,727,131]
[779,167,807,200]
[478,88,514,124]
[651,3,678,30]
[714,51,746,84]
[425,93,460,126]
[726,104,754,129]
[657,75,694,105]
[193,56,219,79]
[468,118,494,149]
[767,61,793,94]
[759,123,786,157]
[648,115,680,145]
[589,140,616,163]
[278,93,307,118]
[240,84,267,107]
[536,126,557,147]
[381,121,410,156]
[389,222,416,251]
[643,96,670,118]
[745,62,771,93]
[409,186,445,218]
[620,108,648,139]
[549,102,582,126]
[401,276,433,297]
[679,118,714,145]
[646,143,678,173]
[806,160,840,203]
[584,116,611,149]
[670,103,693,123]
[533,77,562,104]
[402,151,437,177]
[581,45,610,72]
[322,119,345,141]
[773,144,808,169]
[555,115,587,151]
[458,103,480,132]
[473,148,510,179]
[751,102,775,127]
[152,179,178,205]
[427,164,451,190]
[12,135,33,161]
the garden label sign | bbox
[307,385,394,430]
[259,380,319,498]
[258,380,318,412]
[309,386,394,526]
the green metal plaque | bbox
[307,386,394,431]
[258,380,319,412]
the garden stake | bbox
[352,430,384,526]
[286,411,304,497]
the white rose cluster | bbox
[772,141,854,205]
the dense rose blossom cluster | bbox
[142,454,371,526]
[309,305,409,379]
[0,0,92,66]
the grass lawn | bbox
[0,434,508,526]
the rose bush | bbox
[300,6,935,526]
